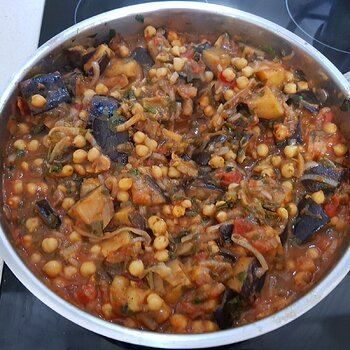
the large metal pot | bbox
[0,2,349,348]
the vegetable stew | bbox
[2,25,349,333]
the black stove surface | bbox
[1,0,350,349]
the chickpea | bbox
[333,143,348,157]
[162,205,172,216]
[73,134,86,148]
[284,83,297,94]
[116,190,130,202]
[73,149,88,164]
[31,253,41,264]
[148,216,167,236]
[128,260,144,277]
[79,110,89,120]
[112,275,129,290]
[288,203,298,217]
[118,177,133,191]
[236,76,249,89]
[27,139,39,152]
[13,180,23,194]
[311,190,325,204]
[27,182,38,195]
[102,303,114,319]
[22,235,33,249]
[284,145,298,158]
[232,57,248,70]
[271,155,282,167]
[80,261,97,277]
[273,124,289,141]
[42,237,59,254]
[147,293,164,311]
[25,217,40,233]
[168,166,181,178]
[171,45,180,56]
[203,105,214,117]
[241,66,254,78]
[156,67,168,78]
[21,161,29,171]
[83,89,95,98]
[323,122,337,134]
[7,196,21,209]
[153,235,169,250]
[170,314,188,330]
[133,131,146,144]
[209,155,225,169]
[202,204,216,217]
[216,210,228,223]
[144,25,157,39]
[307,247,320,259]
[276,207,289,220]
[281,162,295,178]
[69,231,82,243]
[257,143,269,157]
[261,167,274,177]
[224,89,234,101]
[43,260,62,278]
[151,165,163,179]
[181,199,192,208]
[13,139,26,150]
[87,147,100,162]
[172,205,186,218]
[173,57,185,71]
[222,68,235,82]
[33,158,44,166]
[62,197,75,210]
[297,81,309,91]
[149,68,157,78]
[204,71,214,82]
[17,123,30,135]
[74,164,86,176]
[64,265,78,279]
[119,45,130,58]
[145,138,158,151]
[90,244,101,255]
[154,249,170,262]
[31,94,47,108]
[135,144,150,157]
[61,164,74,177]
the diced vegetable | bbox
[105,58,143,80]
[83,44,113,75]
[131,47,154,69]
[35,199,61,229]
[202,47,231,74]
[249,87,284,119]
[20,72,71,115]
[256,65,286,87]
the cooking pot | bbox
[0,2,349,348]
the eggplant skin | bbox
[293,198,330,243]
[35,199,61,229]
[20,72,71,115]
[89,95,129,164]
[131,47,154,69]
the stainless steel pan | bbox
[0,2,349,348]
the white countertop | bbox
[0,0,45,282]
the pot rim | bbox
[0,2,349,348]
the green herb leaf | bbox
[16,149,26,158]
[49,164,63,174]
[185,210,198,217]
[128,168,140,176]
[193,296,202,304]
[236,271,247,283]
[101,188,110,196]
[168,251,177,260]
[144,106,158,114]
[340,97,350,112]
[135,14,144,23]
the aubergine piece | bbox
[192,135,227,166]
[195,42,212,54]
[90,96,129,164]
[185,178,224,200]
[293,197,330,243]
[215,257,266,329]
[83,44,113,75]
[214,289,241,329]
[131,47,154,69]
[219,223,234,245]
[35,199,61,229]
[191,151,211,166]
[290,122,304,144]
[63,69,83,97]
[301,161,344,193]
[227,257,266,303]
[287,91,319,114]
[128,211,147,230]
[145,175,171,203]
[20,72,71,115]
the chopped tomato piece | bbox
[216,171,243,185]
[234,218,256,235]
[76,283,97,305]
[323,196,340,218]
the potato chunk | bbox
[105,58,143,80]
[68,185,114,232]
[249,87,284,119]
[256,66,285,87]
[202,47,231,75]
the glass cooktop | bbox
[1,1,350,349]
